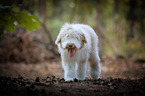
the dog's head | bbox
[55,23,87,59]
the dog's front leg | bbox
[62,61,77,81]
[77,60,87,80]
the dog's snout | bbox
[67,43,75,48]
[69,44,73,47]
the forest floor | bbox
[0,56,145,96]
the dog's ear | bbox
[82,34,87,43]
[55,34,61,45]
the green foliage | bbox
[0,6,40,33]
[16,12,40,31]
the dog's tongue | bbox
[69,48,75,59]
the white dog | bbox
[55,23,101,81]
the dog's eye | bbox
[75,37,79,40]
[82,39,87,43]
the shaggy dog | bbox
[55,23,101,81]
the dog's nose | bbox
[68,43,74,48]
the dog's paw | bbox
[65,78,74,82]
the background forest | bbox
[0,0,145,63]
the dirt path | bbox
[0,76,145,96]
[0,56,145,96]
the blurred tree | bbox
[126,0,145,42]
[40,0,46,24]
[39,0,53,44]
[113,0,145,57]
[0,0,144,58]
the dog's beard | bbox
[68,48,75,59]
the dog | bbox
[55,23,101,81]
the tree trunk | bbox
[40,0,46,25]
[39,0,53,44]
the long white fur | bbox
[55,23,101,81]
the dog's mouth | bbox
[68,48,75,59]
[66,44,76,59]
